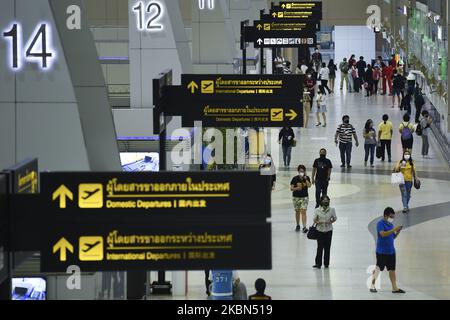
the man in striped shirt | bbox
[335,115,359,168]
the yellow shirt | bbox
[399,122,414,133]
[378,121,393,140]
[397,160,416,182]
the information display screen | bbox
[120,153,160,172]
[12,278,46,300]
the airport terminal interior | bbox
[0,0,449,301]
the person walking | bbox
[311,47,322,72]
[302,87,312,128]
[414,87,425,123]
[378,114,393,162]
[312,149,333,209]
[305,72,316,109]
[372,66,381,95]
[279,127,295,167]
[328,59,337,93]
[356,56,367,91]
[420,110,433,158]
[370,207,405,294]
[291,165,312,233]
[392,70,404,108]
[314,87,327,127]
[364,64,374,96]
[339,57,350,91]
[312,195,337,269]
[399,113,415,152]
[363,119,377,167]
[393,149,419,213]
[319,62,332,94]
[350,64,359,93]
[348,55,356,92]
[335,115,359,168]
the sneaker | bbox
[322,124,327,127]
[312,265,321,269]
[295,225,301,232]
[324,266,329,269]
[370,164,375,168]
[316,123,322,127]
[302,227,309,234]
[370,288,378,293]
[347,165,352,169]
[402,208,407,214]
[340,164,346,168]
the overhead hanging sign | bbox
[276,2,323,12]
[41,223,271,272]
[40,171,271,218]
[181,74,304,100]
[166,96,303,128]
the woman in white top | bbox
[319,62,332,94]
[313,86,328,127]
[313,195,337,269]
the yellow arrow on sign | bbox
[52,185,73,209]
[53,237,74,262]
[187,81,199,94]
[272,12,277,18]
[285,109,298,121]
[281,4,286,9]
[256,24,263,30]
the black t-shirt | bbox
[313,157,333,181]
[290,175,311,198]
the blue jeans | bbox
[399,181,413,209]
[364,144,375,165]
[339,142,352,166]
[282,145,292,166]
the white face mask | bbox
[388,217,394,223]
[404,155,411,160]
[299,172,305,177]
[264,158,271,165]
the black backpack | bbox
[416,123,423,136]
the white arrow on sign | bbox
[257,38,263,45]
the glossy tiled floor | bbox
[173,82,450,300]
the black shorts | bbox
[376,253,396,271]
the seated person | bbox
[248,278,272,300]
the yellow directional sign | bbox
[53,237,74,262]
[201,80,214,94]
[281,4,286,8]
[78,184,103,208]
[264,24,271,31]
[79,236,104,261]
[52,185,73,209]
[256,24,263,30]
[285,109,298,121]
[271,109,284,122]
[187,81,199,94]
[272,12,277,18]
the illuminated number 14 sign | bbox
[3,23,55,71]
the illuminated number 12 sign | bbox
[2,23,55,71]
[133,1,164,32]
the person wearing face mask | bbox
[363,119,377,167]
[393,150,419,213]
[312,149,333,209]
[399,113,415,152]
[312,195,337,269]
[419,111,433,158]
[259,154,276,190]
[335,115,359,168]
[305,73,316,113]
[370,207,405,294]
[290,165,312,233]
[278,127,295,167]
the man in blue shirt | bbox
[370,207,405,294]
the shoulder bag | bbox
[307,224,319,240]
